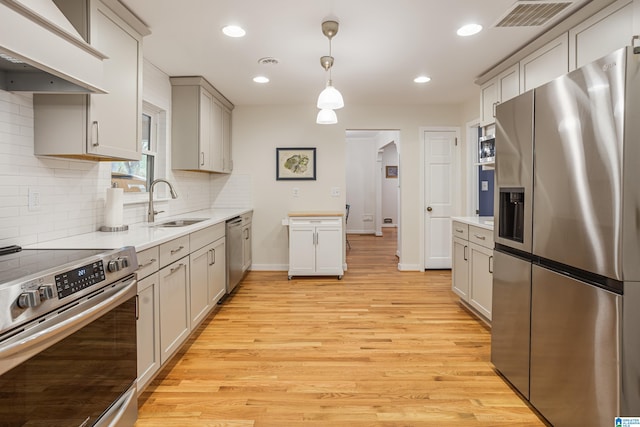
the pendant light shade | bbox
[316,108,337,124]
[315,20,344,119]
[317,81,344,110]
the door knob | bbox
[426,207,433,212]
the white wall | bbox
[345,136,376,234]
[231,105,345,270]
[233,103,465,271]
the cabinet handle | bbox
[169,263,185,275]
[492,101,500,118]
[489,255,493,274]
[200,152,205,166]
[464,245,468,261]
[135,295,139,320]
[455,228,464,233]
[316,232,319,245]
[138,258,157,269]
[170,245,185,255]
[92,121,99,146]
[209,248,216,266]
[474,234,486,240]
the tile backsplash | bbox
[0,88,250,248]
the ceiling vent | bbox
[495,1,574,27]
[258,57,279,65]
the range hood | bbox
[0,0,106,93]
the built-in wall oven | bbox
[0,246,139,427]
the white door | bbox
[424,130,455,269]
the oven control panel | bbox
[55,261,106,299]
[2,247,138,338]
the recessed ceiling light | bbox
[457,23,483,37]
[253,76,269,83]
[414,76,431,83]
[222,25,246,38]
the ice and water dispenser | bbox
[499,188,525,243]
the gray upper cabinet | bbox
[170,76,234,173]
[519,33,568,93]
[478,0,637,128]
[479,64,519,127]
[568,0,635,71]
[33,0,147,161]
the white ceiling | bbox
[122,0,599,107]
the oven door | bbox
[0,276,137,427]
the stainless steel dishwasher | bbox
[226,216,243,294]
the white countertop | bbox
[451,216,494,231]
[24,208,252,252]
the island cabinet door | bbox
[289,224,317,274]
[315,225,343,275]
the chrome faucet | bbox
[147,179,178,222]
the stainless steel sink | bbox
[155,218,207,227]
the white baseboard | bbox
[397,263,421,271]
[381,224,397,228]
[249,264,288,271]
[346,229,376,234]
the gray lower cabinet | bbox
[136,223,227,391]
[159,258,190,365]
[189,223,226,329]
[451,220,494,322]
[136,271,160,392]
[136,247,160,392]
[241,212,252,273]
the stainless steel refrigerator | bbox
[492,46,640,426]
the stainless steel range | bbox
[0,246,139,427]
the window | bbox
[111,106,159,192]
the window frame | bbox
[110,101,166,204]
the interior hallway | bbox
[136,228,547,426]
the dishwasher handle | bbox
[226,217,242,226]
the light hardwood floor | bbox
[136,229,547,426]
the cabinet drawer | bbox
[159,236,190,268]
[190,223,225,252]
[469,225,494,249]
[137,246,159,279]
[452,221,469,240]
[290,217,342,227]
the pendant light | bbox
[316,108,338,124]
[316,20,343,124]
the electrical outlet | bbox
[292,187,300,197]
[331,187,340,197]
[28,189,41,211]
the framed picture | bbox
[386,165,398,178]
[276,147,316,180]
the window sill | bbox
[123,193,172,206]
